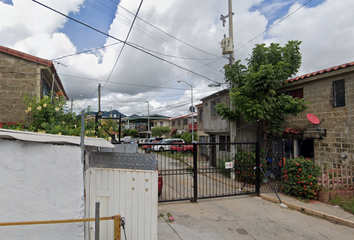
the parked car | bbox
[170,142,182,153]
[122,136,132,144]
[137,138,148,144]
[180,144,195,154]
[143,139,162,150]
[152,139,184,152]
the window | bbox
[199,110,203,122]
[284,88,303,99]
[42,78,51,97]
[183,118,188,125]
[160,121,163,126]
[211,98,220,116]
[330,79,345,107]
[172,121,175,126]
[219,136,230,152]
[177,120,181,126]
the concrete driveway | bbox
[158,195,354,240]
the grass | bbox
[329,196,354,214]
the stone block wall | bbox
[283,71,354,164]
[0,52,42,123]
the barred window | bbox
[177,120,181,126]
[172,121,175,126]
[183,118,188,125]
[286,88,303,99]
[199,110,203,122]
[219,135,230,152]
[330,79,345,107]
[211,98,220,116]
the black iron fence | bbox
[139,137,283,202]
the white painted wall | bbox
[86,168,158,240]
[0,139,85,240]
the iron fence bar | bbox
[95,201,100,240]
[255,120,261,196]
[192,143,198,202]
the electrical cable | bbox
[111,0,221,58]
[102,0,144,90]
[233,0,314,53]
[31,0,219,83]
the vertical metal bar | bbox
[95,201,100,240]
[255,121,260,196]
[80,109,85,149]
[119,115,122,143]
[192,143,198,202]
[114,215,121,240]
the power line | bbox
[111,0,221,58]
[102,0,144,90]
[234,0,314,53]
[31,0,219,83]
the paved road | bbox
[158,195,354,240]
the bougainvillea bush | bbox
[4,94,110,140]
[234,150,267,184]
[281,157,321,199]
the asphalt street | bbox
[158,195,354,240]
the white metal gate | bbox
[85,168,158,240]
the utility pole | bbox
[71,99,73,114]
[98,84,101,112]
[145,101,150,136]
[228,0,235,66]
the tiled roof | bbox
[282,127,306,134]
[287,61,354,83]
[0,45,68,99]
[169,112,197,120]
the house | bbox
[200,89,231,166]
[169,112,197,136]
[0,45,68,124]
[196,103,208,161]
[280,61,354,164]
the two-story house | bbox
[169,113,197,137]
[0,45,68,124]
[280,61,354,165]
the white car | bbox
[152,139,185,152]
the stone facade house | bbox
[0,46,68,123]
[280,61,354,165]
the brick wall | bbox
[0,52,42,123]
[282,70,354,164]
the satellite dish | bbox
[306,114,320,125]
[189,106,196,112]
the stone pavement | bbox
[158,194,354,240]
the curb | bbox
[260,194,354,228]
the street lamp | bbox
[208,82,229,88]
[177,80,194,142]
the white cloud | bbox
[1,0,353,116]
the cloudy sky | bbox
[1,0,353,117]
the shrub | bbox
[281,157,321,199]
[234,150,268,184]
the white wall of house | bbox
[0,139,85,240]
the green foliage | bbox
[5,94,112,140]
[329,196,354,214]
[180,132,197,143]
[217,41,308,135]
[130,129,138,137]
[281,157,321,199]
[234,151,257,184]
[173,134,182,138]
[151,126,171,137]
[234,148,267,184]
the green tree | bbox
[151,126,171,137]
[217,41,308,135]
[180,132,197,143]
[130,129,138,137]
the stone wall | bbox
[282,70,354,164]
[0,52,43,123]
